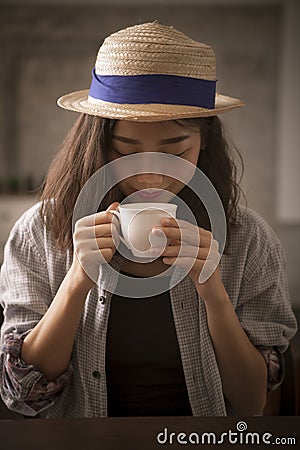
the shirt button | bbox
[99,296,106,304]
[92,371,101,380]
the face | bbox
[108,120,201,202]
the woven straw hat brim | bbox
[57,89,245,122]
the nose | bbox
[135,173,164,186]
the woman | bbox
[0,22,297,418]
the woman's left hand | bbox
[151,217,226,303]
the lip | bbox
[137,190,163,199]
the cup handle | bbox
[108,210,129,248]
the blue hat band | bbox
[89,69,216,109]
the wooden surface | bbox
[0,416,300,450]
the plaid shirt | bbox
[0,203,297,417]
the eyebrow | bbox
[112,134,191,145]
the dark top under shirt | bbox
[105,272,192,417]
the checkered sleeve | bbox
[236,219,297,353]
[0,209,71,416]
[1,330,72,416]
[236,239,297,354]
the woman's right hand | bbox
[21,203,120,380]
[71,202,120,290]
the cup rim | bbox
[119,202,177,210]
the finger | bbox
[162,256,216,283]
[94,222,120,237]
[161,217,212,237]
[159,223,215,248]
[159,217,214,246]
[94,211,115,225]
[151,226,183,243]
[169,239,181,246]
[99,247,115,262]
[96,237,116,250]
[75,212,103,229]
[159,217,195,238]
[95,201,121,225]
[74,221,120,245]
[151,226,203,247]
[75,203,120,228]
[210,238,219,253]
[160,217,195,231]
[162,255,204,272]
[155,245,210,260]
[105,204,122,231]
[107,202,120,211]
[163,252,220,281]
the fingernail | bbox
[161,218,171,225]
[151,228,165,236]
[149,247,161,254]
[163,257,171,264]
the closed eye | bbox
[112,149,190,157]
[160,148,192,158]
[111,148,128,157]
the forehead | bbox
[113,120,197,138]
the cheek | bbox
[118,180,129,192]
[189,148,201,166]
[117,177,135,194]
[167,177,185,193]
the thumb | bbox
[106,202,120,212]
[106,202,120,232]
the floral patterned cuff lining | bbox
[257,345,284,392]
[1,331,72,413]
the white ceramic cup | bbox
[110,203,177,258]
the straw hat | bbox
[57,22,245,121]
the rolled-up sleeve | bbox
[236,240,297,353]
[1,331,71,416]
[257,345,283,392]
[235,229,297,395]
[0,206,71,416]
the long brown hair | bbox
[39,113,245,252]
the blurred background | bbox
[1,0,299,303]
[0,0,299,417]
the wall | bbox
[0,1,299,306]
